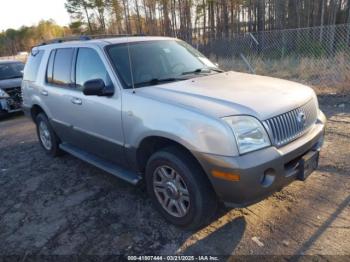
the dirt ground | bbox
[0,94,349,258]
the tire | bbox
[35,113,62,157]
[145,146,218,229]
[0,110,7,120]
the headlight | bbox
[223,116,271,154]
[0,88,9,99]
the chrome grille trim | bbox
[264,99,318,147]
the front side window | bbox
[106,40,219,89]
[23,50,44,82]
[75,48,111,89]
[51,48,74,87]
[0,62,24,80]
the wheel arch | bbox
[30,104,46,121]
[135,136,213,187]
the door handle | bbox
[40,90,48,96]
[71,97,82,105]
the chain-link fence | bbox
[182,24,350,93]
[1,24,349,92]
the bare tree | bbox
[65,0,94,33]
[121,0,131,34]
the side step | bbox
[59,143,142,185]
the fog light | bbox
[261,169,276,187]
[212,170,240,181]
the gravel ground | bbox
[0,94,349,257]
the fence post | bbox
[281,30,286,59]
[240,53,256,74]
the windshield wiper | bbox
[182,68,224,75]
[182,68,210,75]
[209,68,224,73]
[134,77,185,88]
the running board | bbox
[59,143,142,185]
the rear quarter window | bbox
[46,50,55,83]
[23,50,44,82]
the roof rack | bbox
[38,35,90,46]
[91,33,145,38]
[37,34,146,46]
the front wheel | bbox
[145,147,218,229]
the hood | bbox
[137,71,316,120]
[0,78,22,90]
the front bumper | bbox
[194,111,326,207]
[0,87,23,114]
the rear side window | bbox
[48,48,74,87]
[23,50,44,82]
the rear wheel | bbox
[35,113,62,156]
[145,146,218,229]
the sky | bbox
[0,0,71,31]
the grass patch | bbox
[211,51,350,95]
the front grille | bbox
[264,99,318,147]
[5,86,22,110]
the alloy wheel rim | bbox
[153,165,190,218]
[39,121,52,150]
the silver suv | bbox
[22,36,326,228]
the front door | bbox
[67,47,126,166]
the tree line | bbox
[66,0,350,37]
[0,0,349,56]
[0,20,71,56]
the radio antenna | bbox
[127,35,136,94]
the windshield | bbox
[106,40,221,88]
[0,62,24,80]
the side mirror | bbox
[83,79,113,96]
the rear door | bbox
[40,48,77,143]
[66,47,126,166]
